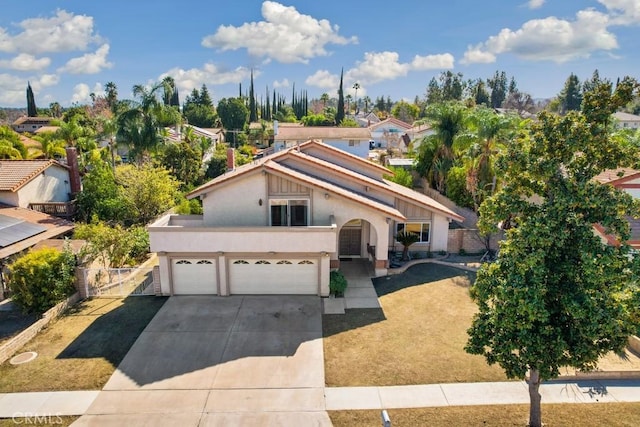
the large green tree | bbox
[466,77,640,427]
[217,97,249,146]
[559,73,583,114]
[26,82,37,117]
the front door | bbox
[339,228,362,256]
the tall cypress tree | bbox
[26,82,37,117]
[335,68,345,125]
[249,70,257,122]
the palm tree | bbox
[117,83,177,164]
[352,82,360,114]
[32,132,66,159]
[0,126,27,159]
[458,107,521,210]
[395,231,419,261]
[362,96,371,114]
[345,94,353,115]
[320,93,330,108]
[416,102,466,193]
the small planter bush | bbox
[330,270,348,297]
[8,247,76,314]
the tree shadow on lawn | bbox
[57,296,168,365]
[373,263,476,297]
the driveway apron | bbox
[75,295,330,426]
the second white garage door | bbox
[171,259,217,295]
[229,258,318,294]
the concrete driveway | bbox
[77,296,330,426]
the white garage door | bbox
[229,258,318,294]
[171,259,217,295]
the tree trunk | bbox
[528,367,542,427]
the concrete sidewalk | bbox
[1,379,639,420]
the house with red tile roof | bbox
[593,167,640,250]
[149,140,463,296]
[0,160,74,208]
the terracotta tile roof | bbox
[0,204,75,259]
[18,135,41,148]
[12,116,54,125]
[264,161,406,221]
[383,179,465,222]
[34,126,60,134]
[274,126,371,141]
[0,160,66,192]
[613,112,640,122]
[594,168,640,185]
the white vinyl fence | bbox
[78,267,155,298]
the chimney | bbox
[226,148,235,171]
[273,120,279,136]
[65,147,82,195]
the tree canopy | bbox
[466,77,640,427]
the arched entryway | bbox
[338,218,378,260]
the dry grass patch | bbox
[329,403,640,426]
[323,264,508,386]
[0,296,167,392]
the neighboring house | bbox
[368,118,412,151]
[355,112,381,128]
[273,125,371,158]
[11,116,54,133]
[0,148,81,217]
[405,122,435,151]
[613,112,640,129]
[149,140,464,297]
[593,168,640,250]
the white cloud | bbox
[59,44,112,74]
[461,8,617,63]
[411,53,455,70]
[273,78,289,88]
[0,10,99,55]
[0,73,27,105]
[346,52,410,84]
[201,1,357,64]
[305,70,339,90]
[528,0,545,9]
[0,53,50,71]
[598,0,640,25]
[0,73,60,105]
[161,63,254,97]
[70,83,91,104]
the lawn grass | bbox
[0,296,167,392]
[323,264,508,386]
[329,403,640,426]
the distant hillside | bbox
[0,108,27,126]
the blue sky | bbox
[0,0,638,108]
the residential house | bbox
[273,124,371,158]
[405,122,435,151]
[148,140,464,296]
[593,168,640,250]
[368,117,412,151]
[11,116,55,134]
[355,112,381,128]
[0,148,81,218]
[613,112,640,129]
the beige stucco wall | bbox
[3,166,71,208]
[202,172,268,226]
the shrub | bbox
[330,270,348,296]
[127,226,150,264]
[8,247,76,314]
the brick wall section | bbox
[447,229,501,254]
[0,292,80,365]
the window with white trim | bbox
[396,222,430,243]
[270,199,309,226]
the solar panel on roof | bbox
[0,214,47,248]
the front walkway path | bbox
[340,258,380,309]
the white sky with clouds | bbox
[0,1,638,107]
